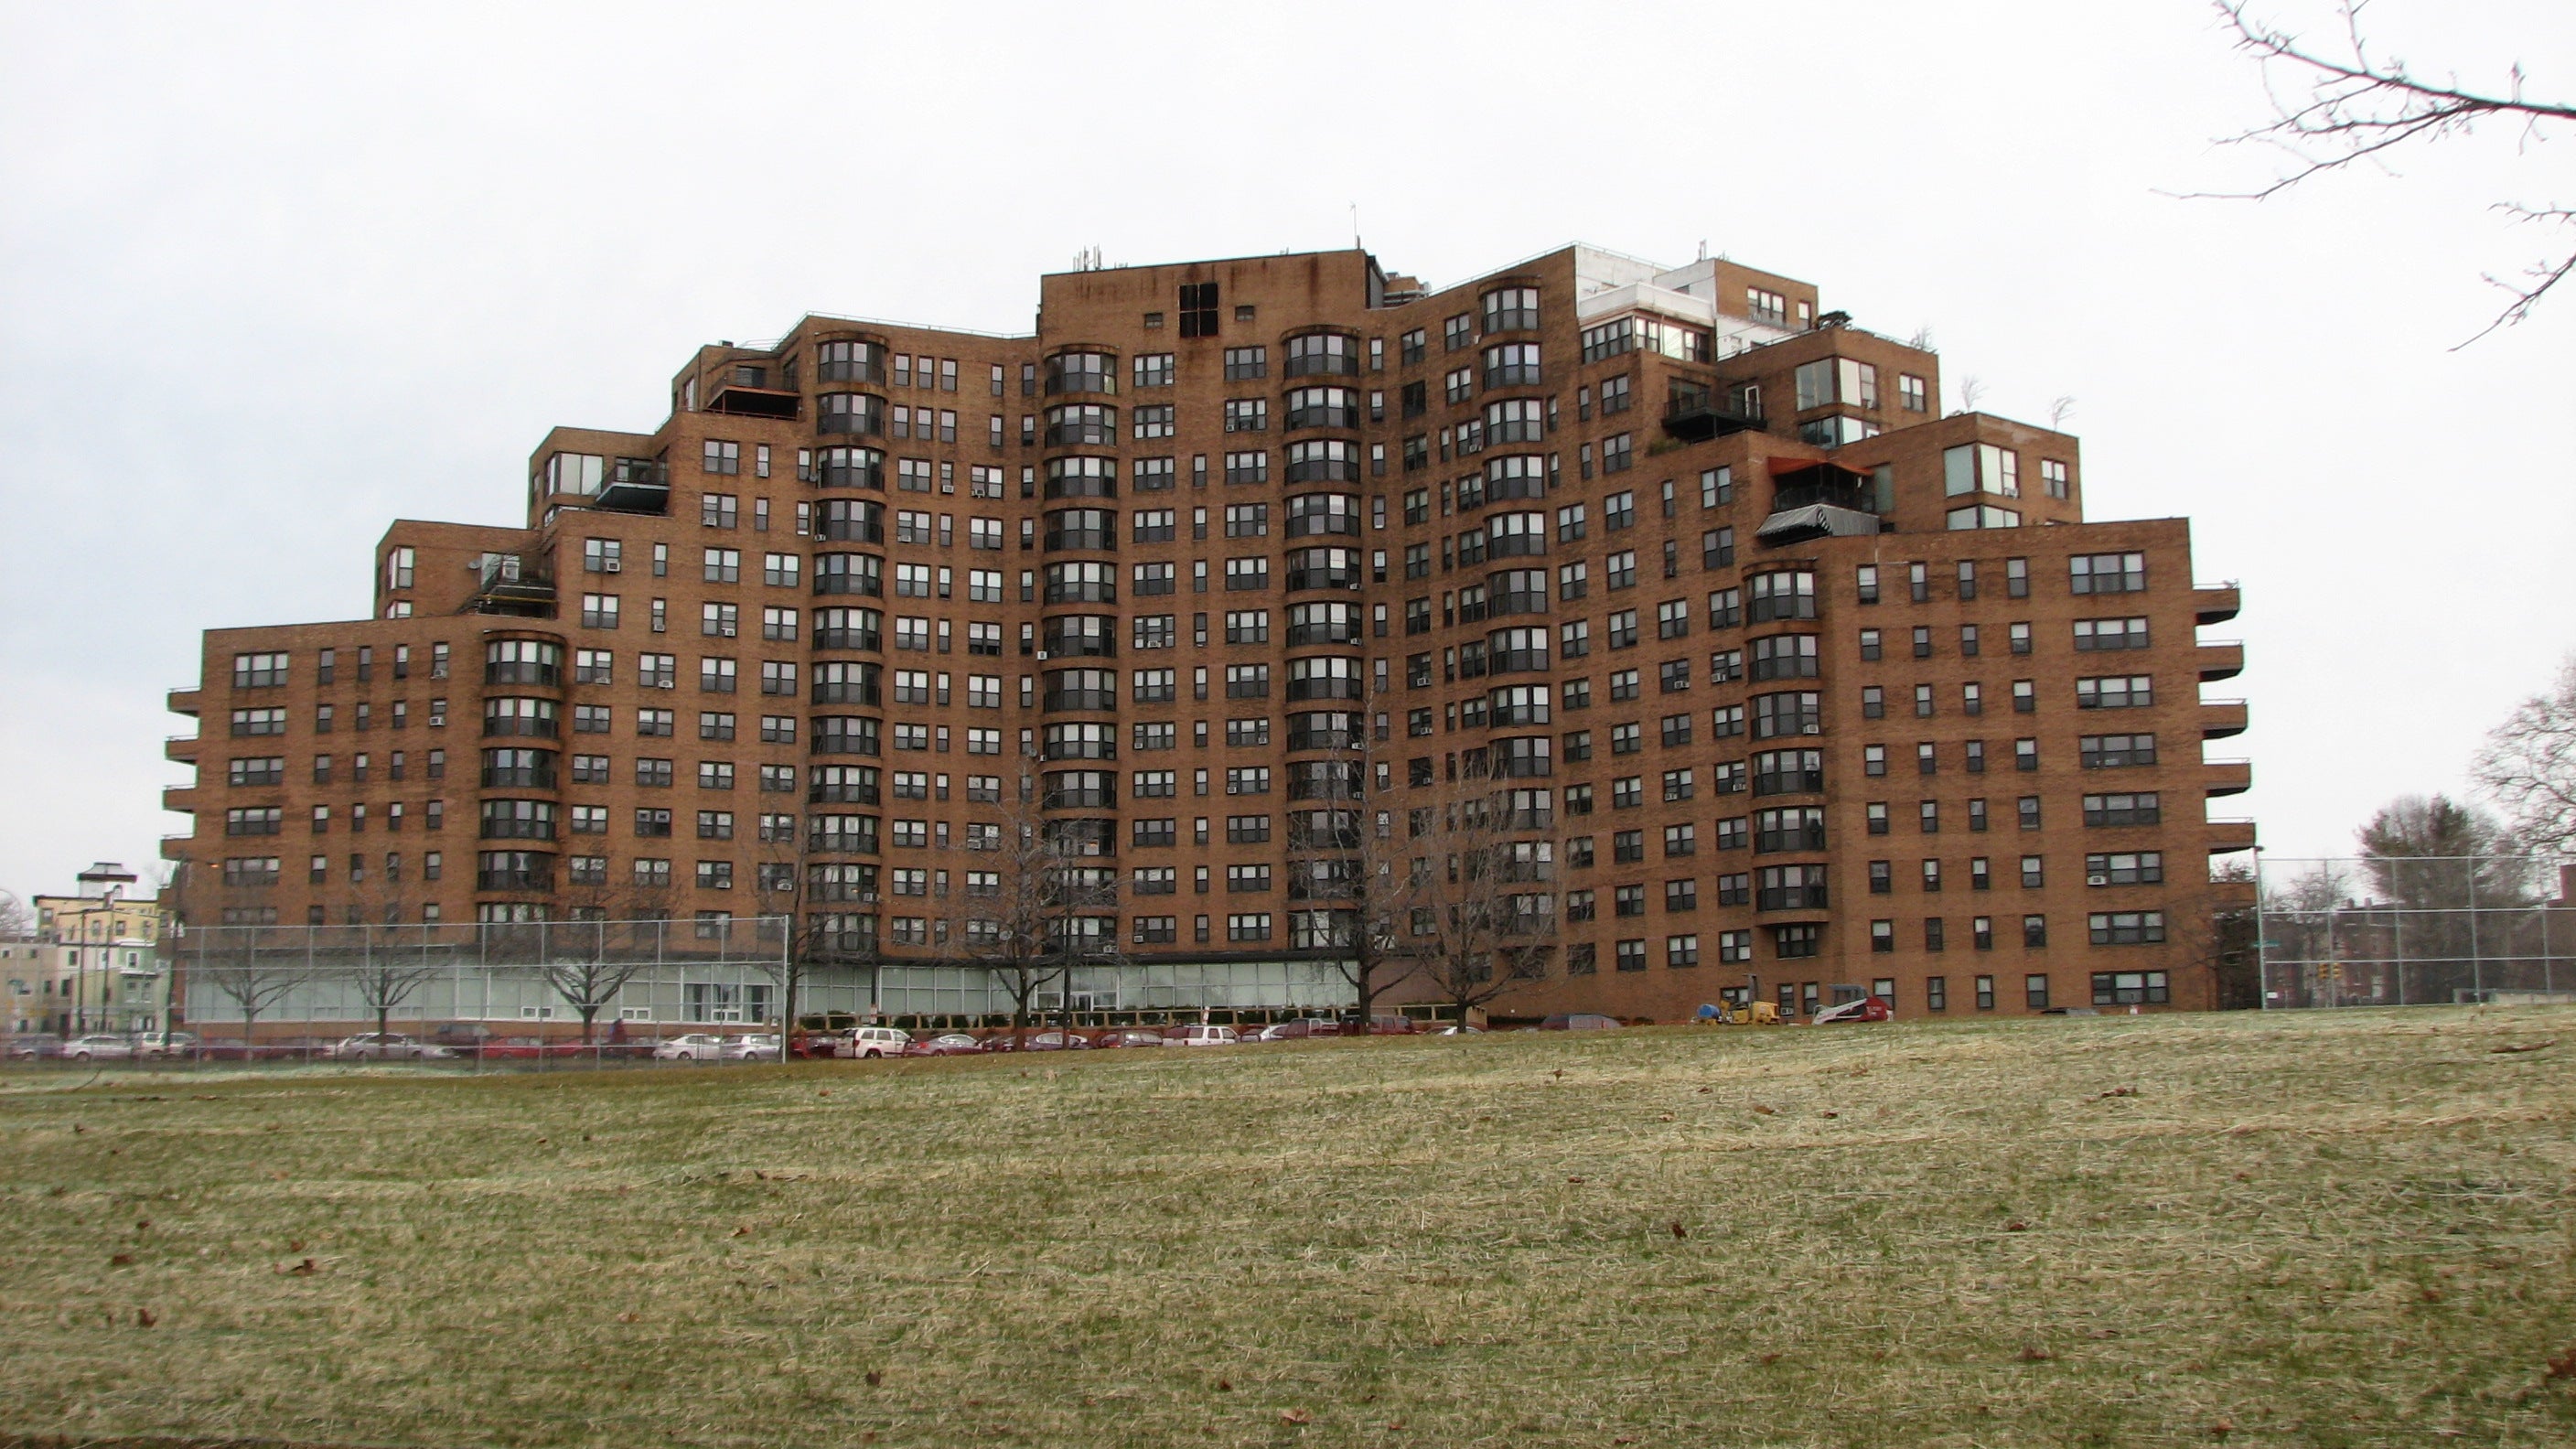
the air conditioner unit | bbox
[603,560,621,573]
[859,891,879,905]
[2088,875,2109,886]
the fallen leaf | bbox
[2019,1346,2055,1362]
[2210,1418,2235,1437]
[2098,1087,2138,1099]
[1696,1086,1712,1094]
[1750,1104,1776,1116]
[1821,1111,1839,1119]
[1658,1112,1674,1122]
[1279,1408,1312,1425]
[616,1312,640,1324]
[135,1309,156,1327]
[864,1370,883,1388]
[1759,1352,1783,1365]
[109,1253,134,1267]
[288,1240,305,1251]
[134,1220,151,1231]
[1669,1221,1688,1240]
[1215,1379,1231,1391]
[2491,1040,2556,1055]
[1565,1176,1585,1185]
[818,1089,830,1097]
[536,1137,548,1146]
[2546,1347,2576,1380]
[283,1257,317,1276]
[729,1226,750,1238]
[72,1124,84,1134]
[2005,1219,2030,1232]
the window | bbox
[2083,791,2161,828]
[1899,373,1928,413]
[2077,675,2154,710]
[2025,974,2052,1010]
[2074,617,2151,651]
[1223,347,1267,381]
[2041,459,2071,499]
[2069,552,2146,595]
[2092,969,2170,1005]
[1942,443,2019,498]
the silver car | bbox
[326,1033,455,1060]
[61,1034,136,1061]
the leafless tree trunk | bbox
[948,778,1093,1046]
[2204,2,2576,342]
[1292,717,1415,1029]
[2473,653,2576,857]
[1398,768,1560,1025]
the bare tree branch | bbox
[2197,2,2574,342]
[2472,653,2576,857]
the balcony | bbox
[468,556,556,617]
[2205,757,2252,798]
[706,381,800,421]
[2201,698,2249,740]
[2206,817,2258,855]
[2196,639,2245,682]
[165,735,199,764]
[597,459,670,515]
[167,688,201,718]
[2195,585,2241,626]
[159,832,192,862]
[1662,396,1766,443]
[161,784,196,812]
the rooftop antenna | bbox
[1351,201,1362,250]
[1698,238,1709,261]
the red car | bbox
[1092,1029,1167,1048]
[979,1030,1091,1052]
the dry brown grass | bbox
[3,1007,2574,1447]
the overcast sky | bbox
[1,0,2569,904]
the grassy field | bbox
[2,1009,2572,1449]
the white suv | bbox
[839,1025,911,1059]
[1167,1025,1239,1047]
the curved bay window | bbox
[1290,908,1358,949]
[808,912,876,952]
[481,697,558,738]
[479,799,558,841]
[1045,351,1117,396]
[476,850,552,892]
[484,639,561,687]
[1044,668,1118,712]
[1489,683,1551,726]
[1044,561,1117,604]
[1285,491,1360,537]
[1283,439,1359,484]
[811,660,882,706]
[1283,331,1359,379]
[816,339,884,383]
[1288,809,1361,851]
[1487,455,1547,502]
[811,606,883,651]
[1487,510,1548,558]
[1489,568,1549,616]
[810,765,880,805]
[812,716,882,757]
[1285,546,1360,592]
[1750,633,1820,681]
[809,814,880,854]
[813,553,885,596]
[1044,508,1117,552]
[1485,397,1546,445]
[1747,570,1819,622]
[1757,864,1829,912]
[817,392,885,436]
[1488,626,1550,673]
[1481,286,1540,333]
[1043,614,1118,660]
[1493,735,1553,778]
[1482,342,1541,388]
[1753,749,1827,796]
[1044,769,1117,810]
[817,498,885,542]
[1287,759,1362,801]
[1045,404,1118,447]
[1043,817,1117,857]
[479,747,556,789]
[1285,600,1360,646]
[806,862,878,903]
[1285,655,1362,703]
[1285,711,1359,751]
[1044,722,1117,761]
[1751,692,1822,739]
[815,446,885,490]
[1283,386,1361,431]
[1754,807,1828,853]
[1044,456,1118,499]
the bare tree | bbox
[949,774,1102,1046]
[0,889,33,941]
[537,922,658,1044]
[2473,653,2576,856]
[1398,770,1560,1025]
[199,929,308,1050]
[2206,2,2576,342]
[343,939,445,1042]
[1292,716,1414,1029]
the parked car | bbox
[430,1023,500,1050]
[904,1032,985,1057]
[1811,997,1894,1025]
[6,1036,64,1060]
[653,1034,731,1061]
[1247,1019,1342,1042]
[59,1034,136,1061]
[1434,1025,1485,1036]
[724,1034,784,1061]
[1537,1014,1624,1032]
[980,1030,1091,1052]
[1165,1025,1239,1047]
[1367,1014,1420,1036]
[134,1031,199,1057]
[1093,1028,1168,1048]
[838,1025,912,1059]
[326,1033,455,1060]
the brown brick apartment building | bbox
[162,243,2254,1023]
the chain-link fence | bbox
[2255,856,2576,1008]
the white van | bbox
[839,1025,911,1059]
[1167,1025,1239,1047]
